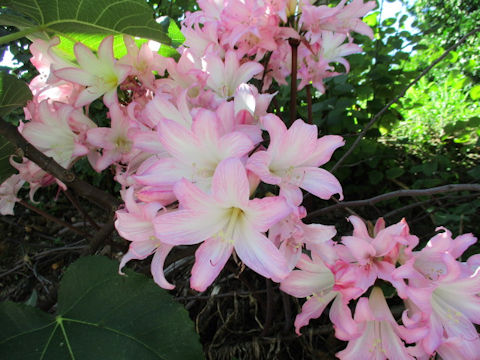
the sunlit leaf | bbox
[2,0,173,47]
[470,85,480,100]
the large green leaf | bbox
[0,256,204,360]
[1,0,173,46]
[0,72,33,117]
[0,134,16,183]
[0,73,32,182]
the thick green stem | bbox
[0,26,44,45]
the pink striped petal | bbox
[190,236,234,292]
[244,196,290,232]
[234,223,290,282]
[153,209,227,245]
[211,158,249,207]
[294,166,343,200]
[151,244,175,290]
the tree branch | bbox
[305,183,480,220]
[330,26,480,173]
[0,119,121,211]
[289,38,300,126]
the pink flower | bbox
[269,206,337,269]
[0,175,25,215]
[280,252,357,337]
[21,101,89,168]
[336,287,426,360]
[403,253,480,355]
[118,35,166,90]
[247,114,344,206]
[87,101,135,171]
[134,109,254,192]
[203,50,263,99]
[337,216,417,296]
[116,188,174,290]
[153,158,291,291]
[55,36,131,107]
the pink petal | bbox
[119,241,157,274]
[278,119,318,168]
[55,66,95,86]
[246,150,281,185]
[151,244,175,290]
[244,196,291,232]
[218,132,254,158]
[153,209,227,245]
[134,157,187,188]
[190,236,234,292]
[293,166,343,200]
[280,268,334,298]
[211,158,249,207]
[158,118,199,164]
[115,212,155,242]
[329,294,358,340]
[234,222,290,282]
[341,236,376,264]
[174,178,217,210]
[294,292,337,335]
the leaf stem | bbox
[0,26,44,45]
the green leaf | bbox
[2,0,173,46]
[368,170,384,185]
[386,167,405,179]
[470,85,480,100]
[0,72,33,117]
[0,256,204,360]
[0,134,17,183]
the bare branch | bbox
[305,183,480,220]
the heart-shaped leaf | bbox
[0,72,32,117]
[0,256,204,360]
[1,0,173,47]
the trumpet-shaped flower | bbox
[280,252,357,337]
[22,101,88,168]
[203,50,263,99]
[154,158,291,291]
[336,287,426,360]
[55,36,131,107]
[87,101,135,171]
[247,114,344,206]
[134,109,254,192]
[116,188,174,289]
[0,175,25,215]
[403,253,480,355]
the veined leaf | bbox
[0,72,33,117]
[1,0,173,47]
[0,134,16,183]
[0,256,204,360]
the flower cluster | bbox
[1,0,479,358]
[281,216,480,359]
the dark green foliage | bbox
[0,256,204,360]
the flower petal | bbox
[190,236,234,292]
[234,219,290,282]
[151,244,175,290]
